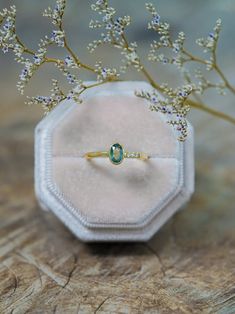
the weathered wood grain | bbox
[0,103,235,314]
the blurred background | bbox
[0,0,234,222]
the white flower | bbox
[95,63,119,81]
[51,30,65,47]
[13,44,24,57]
[64,55,78,68]
[43,0,66,26]
[33,55,43,65]
[96,0,104,6]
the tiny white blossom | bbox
[95,62,119,81]
[51,30,65,47]
[43,0,66,26]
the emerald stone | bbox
[109,143,124,165]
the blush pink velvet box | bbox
[35,81,194,242]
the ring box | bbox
[35,81,194,241]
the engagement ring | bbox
[84,143,150,165]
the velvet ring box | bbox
[35,81,195,242]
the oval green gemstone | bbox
[109,143,124,165]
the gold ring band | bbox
[84,143,149,165]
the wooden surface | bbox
[0,102,235,314]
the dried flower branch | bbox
[136,84,195,141]
[88,0,143,75]
[0,1,113,111]
[0,0,235,140]
[145,3,235,96]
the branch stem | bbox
[78,81,108,96]
[182,49,207,65]
[214,64,235,94]
[63,37,95,72]
[182,48,235,95]
[187,99,235,124]
[59,20,96,73]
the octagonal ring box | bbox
[35,81,194,242]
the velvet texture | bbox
[52,91,180,225]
